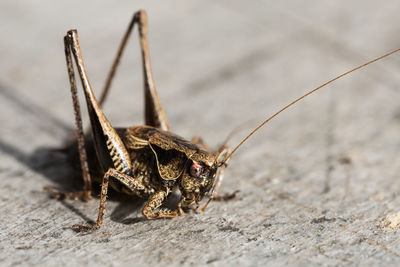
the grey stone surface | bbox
[1,1,400,266]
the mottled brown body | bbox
[46,10,232,232]
[45,9,400,232]
[108,125,216,198]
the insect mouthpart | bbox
[179,161,215,197]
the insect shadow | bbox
[2,11,399,231]
[0,135,155,225]
[0,83,152,225]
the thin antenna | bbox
[220,47,400,166]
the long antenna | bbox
[220,47,400,166]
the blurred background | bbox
[1,1,400,266]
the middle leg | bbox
[72,167,147,232]
[142,190,179,219]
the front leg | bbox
[142,190,178,219]
[198,146,238,213]
[210,158,238,201]
[73,168,146,232]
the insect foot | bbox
[43,186,92,201]
[212,190,240,202]
[142,191,179,219]
[72,223,100,233]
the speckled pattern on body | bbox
[1,1,400,266]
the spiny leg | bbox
[211,162,239,201]
[44,30,95,201]
[142,190,178,219]
[96,10,170,131]
[177,196,185,216]
[191,138,237,200]
[66,30,132,174]
[211,145,230,199]
[198,146,238,213]
[197,166,238,213]
[138,10,170,131]
[49,30,133,205]
[64,35,92,200]
[98,12,136,106]
[73,168,147,232]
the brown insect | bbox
[45,10,400,232]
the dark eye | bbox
[190,163,203,178]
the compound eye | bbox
[190,163,203,178]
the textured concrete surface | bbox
[1,1,400,266]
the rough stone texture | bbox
[1,1,400,266]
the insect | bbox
[45,10,400,232]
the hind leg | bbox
[97,10,170,131]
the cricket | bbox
[45,10,400,232]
